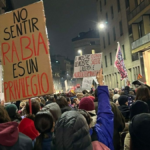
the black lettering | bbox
[18,61,25,76]
[31,57,38,73]
[26,59,32,74]
[10,25,16,39]
[13,63,18,78]
[31,18,39,32]
[16,23,23,36]
[20,8,28,20]
[13,10,21,23]
[22,20,27,34]
[28,19,32,33]
[4,28,11,40]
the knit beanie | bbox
[130,100,149,120]
[5,104,17,118]
[129,113,150,150]
[79,97,95,111]
[19,118,39,140]
[118,95,128,106]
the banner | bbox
[82,77,93,90]
[0,2,53,102]
[114,42,128,80]
[73,53,102,78]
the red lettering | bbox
[20,78,28,98]
[25,76,32,97]
[20,36,33,60]
[14,80,21,99]
[8,81,15,101]
[12,41,20,62]
[1,42,11,65]
[37,74,41,94]
[37,32,48,56]
[41,73,49,93]
[4,82,8,101]
[31,75,38,96]
[32,34,36,56]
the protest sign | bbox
[0,2,53,102]
[73,53,102,78]
[82,77,93,90]
[64,80,68,92]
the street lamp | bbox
[78,49,82,56]
[98,22,106,29]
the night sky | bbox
[11,0,98,60]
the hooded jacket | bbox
[54,111,93,150]
[90,86,114,150]
[0,122,32,150]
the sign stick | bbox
[29,98,32,115]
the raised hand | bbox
[96,69,104,86]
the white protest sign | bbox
[82,77,93,90]
[64,80,68,92]
[73,53,102,78]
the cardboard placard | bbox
[73,53,102,78]
[82,77,93,90]
[0,2,53,102]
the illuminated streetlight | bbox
[98,22,106,29]
[78,49,82,56]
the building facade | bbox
[72,29,100,56]
[96,0,141,88]
[0,0,6,95]
[127,0,150,85]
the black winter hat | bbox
[130,100,149,120]
[118,95,128,106]
[129,113,150,150]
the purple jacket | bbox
[91,86,114,150]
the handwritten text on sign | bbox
[0,2,53,102]
[73,53,102,78]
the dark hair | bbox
[56,96,68,108]
[136,85,150,102]
[109,92,113,102]
[34,108,54,150]
[11,113,22,122]
[82,90,88,94]
[0,105,11,123]
[66,97,71,102]
[25,99,40,115]
[78,109,92,126]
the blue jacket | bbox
[90,86,114,150]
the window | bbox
[111,6,114,19]
[104,0,106,5]
[113,27,116,41]
[122,45,126,60]
[103,37,106,49]
[107,32,110,45]
[117,0,120,12]
[119,21,123,36]
[105,56,107,67]
[106,13,108,22]
[110,53,112,65]
[100,0,102,12]
[138,21,144,38]
[126,0,129,8]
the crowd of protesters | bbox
[0,69,150,150]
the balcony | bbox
[132,33,150,50]
[0,0,6,8]
[128,0,150,22]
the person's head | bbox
[25,99,40,116]
[129,114,150,150]
[82,90,88,95]
[129,91,135,96]
[34,108,54,150]
[136,85,150,102]
[19,102,26,109]
[109,92,114,102]
[40,97,46,105]
[44,103,61,122]
[120,91,125,95]
[0,105,11,123]
[118,95,128,106]
[47,95,56,102]
[54,111,92,150]
[113,94,120,102]
[130,100,149,120]
[76,93,84,100]
[66,97,71,105]
[5,104,22,122]
[56,96,68,109]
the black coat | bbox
[53,111,92,150]
[118,105,130,121]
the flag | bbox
[137,74,142,80]
[114,42,128,80]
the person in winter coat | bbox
[110,102,125,150]
[79,69,114,150]
[19,99,40,140]
[124,101,149,150]
[5,104,22,123]
[129,113,150,150]
[34,108,55,150]
[0,105,33,150]
[118,95,130,121]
